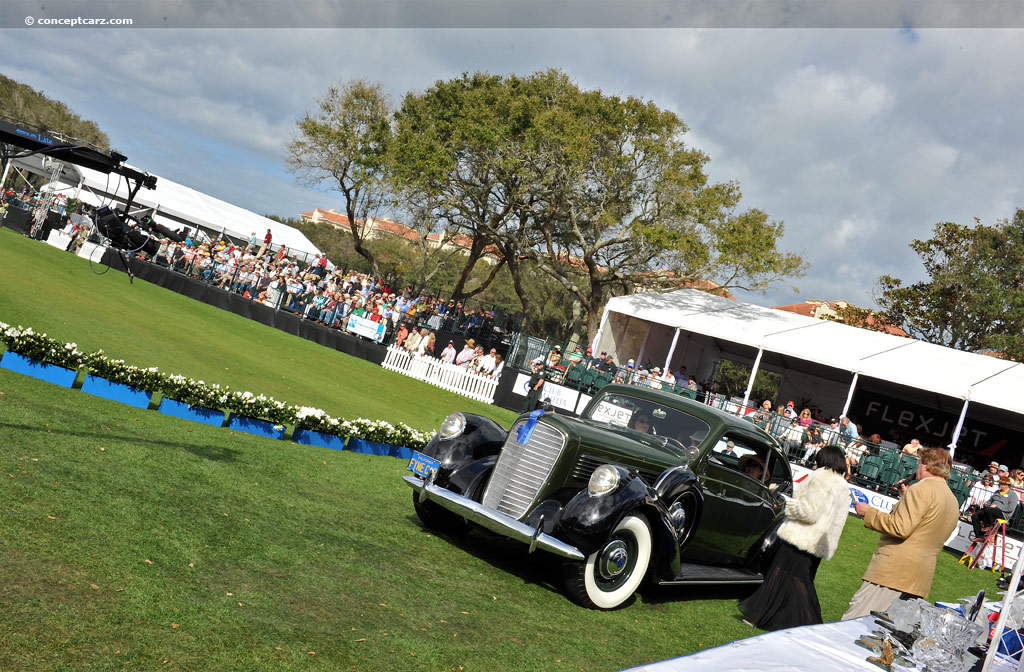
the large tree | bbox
[287,80,392,275]
[876,209,1024,360]
[521,74,807,340]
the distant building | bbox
[772,299,909,337]
[299,208,499,264]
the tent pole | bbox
[948,397,970,458]
[0,156,11,191]
[637,324,653,369]
[840,372,860,419]
[664,329,681,375]
[740,347,764,415]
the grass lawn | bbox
[0,229,1002,670]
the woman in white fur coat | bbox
[738,445,850,630]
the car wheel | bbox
[412,491,470,534]
[563,514,652,610]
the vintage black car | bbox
[404,384,793,609]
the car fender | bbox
[650,466,704,581]
[555,469,659,557]
[419,413,506,495]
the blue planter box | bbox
[158,397,225,426]
[293,428,347,451]
[228,414,286,440]
[347,437,413,460]
[0,351,77,387]
[81,375,153,409]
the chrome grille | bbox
[572,453,661,485]
[482,420,567,519]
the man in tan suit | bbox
[842,447,959,620]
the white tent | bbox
[596,289,1024,462]
[9,156,320,256]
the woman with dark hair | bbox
[738,445,850,630]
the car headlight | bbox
[588,465,620,496]
[438,412,467,440]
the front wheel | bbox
[412,491,470,535]
[562,514,652,610]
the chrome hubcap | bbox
[669,501,687,532]
[598,540,629,580]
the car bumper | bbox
[403,474,585,561]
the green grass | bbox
[0,229,1002,671]
[0,229,517,431]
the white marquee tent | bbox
[593,289,1024,460]
[8,156,320,255]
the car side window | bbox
[709,436,767,481]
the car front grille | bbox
[572,453,662,486]
[482,419,567,520]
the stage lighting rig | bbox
[1,116,159,282]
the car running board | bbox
[658,562,764,585]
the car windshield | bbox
[586,392,711,450]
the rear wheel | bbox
[412,491,470,535]
[563,514,652,609]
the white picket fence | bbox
[381,346,498,404]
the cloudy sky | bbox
[1,1,1022,309]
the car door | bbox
[684,434,778,565]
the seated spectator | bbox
[971,475,1019,541]
[801,424,825,464]
[779,418,806,458]
[963,474,997,514]
[798,408,813,427]
[903,438,922,455]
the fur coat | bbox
[778,468,850,560]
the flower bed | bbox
[0,320,435,450]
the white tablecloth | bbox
[621,616,1016,672]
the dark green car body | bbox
[404,383,793,608]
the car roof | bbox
[586,384,776,443]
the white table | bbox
[621,616,1016,672]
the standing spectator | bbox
[841,447,959,619]
[490,354,504,379]
[739,445,850,630]
[455,339,477,367]
[523,361,547,413]
[395,323,410,348]
[439,340,457,364]
[477,347,498,375]
[257,228,272,257]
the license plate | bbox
[408,451,440,479]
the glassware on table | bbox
[913,602,986,671]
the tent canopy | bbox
[600,289,1024,418]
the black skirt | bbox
[738,539,823,631]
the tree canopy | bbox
[876,208,1024,360]
[0,73,109,150]
[292,70,806,340]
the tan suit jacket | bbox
[861,476,959,597]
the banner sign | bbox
[346,314,385,342]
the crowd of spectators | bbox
[522,343,707,402]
